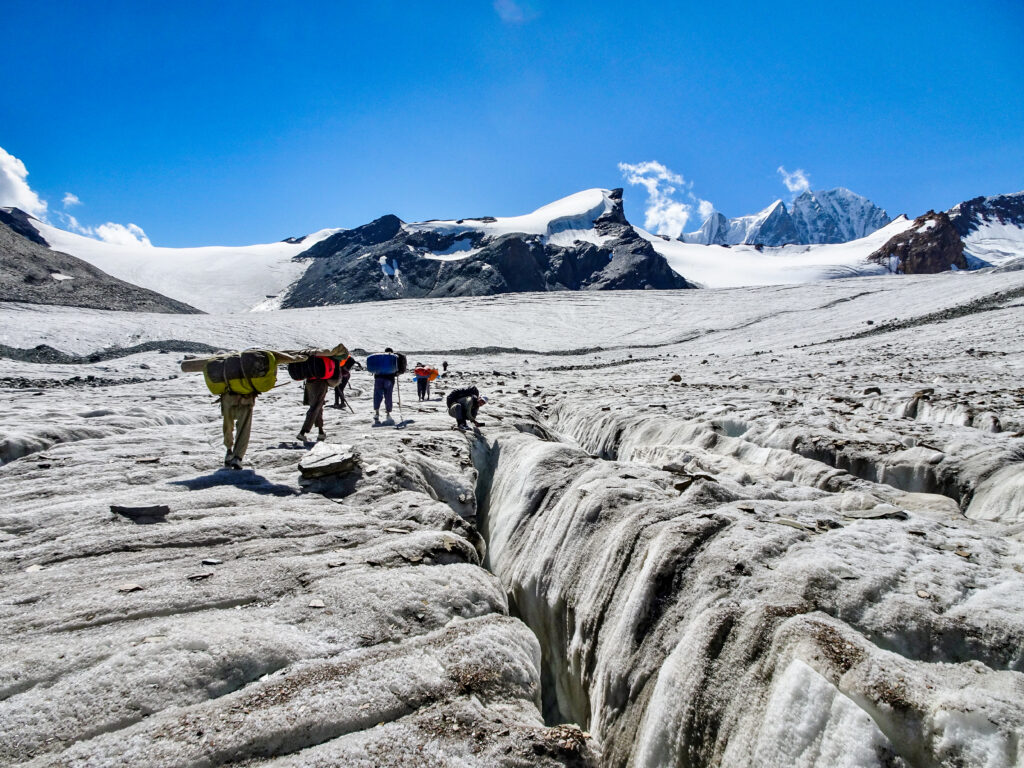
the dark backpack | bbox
[446,386,479,408]
[287,355,337,382]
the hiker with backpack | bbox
[334,356,360,409]
[180,349,284,470]
[413,362,438,401]
[366,347,407,425]
[286,352,344,442]
[447,386,487,431]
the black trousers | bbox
[302,380,329,433]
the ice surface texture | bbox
[1,264,1023,766]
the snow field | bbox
[34,220,342,313]
[643,216,917,288]
[2,266,1022,358]
[964,220,1024,268]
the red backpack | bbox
[287,356,337,381]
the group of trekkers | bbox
[215,348,485,470]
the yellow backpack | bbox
[203,350,278,395]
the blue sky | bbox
[2,0,1022,246]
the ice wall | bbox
[475,400,1024,767]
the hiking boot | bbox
[297,432,308,442]
[373,410,380,423]
[383,413,395,426]
[228,456,243,470]
[224,450,233,467]
[457,424,471,432]
[317,431,327,442]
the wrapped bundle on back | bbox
[414,367,439,381]
[366,353,407,376]
[287,356,338,382]
[202,350,277,395]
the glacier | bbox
[1,265,1023,766]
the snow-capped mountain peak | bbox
[409,187,621,247]
[682,187,891,247]
[947,191,1024,269]
[794,187,891,243]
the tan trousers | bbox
[221,393,255,461]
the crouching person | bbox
[446,386,487,431]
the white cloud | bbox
[59,213,86,233]
[0,145,48,218]
[1,144,153,247]
[493,0,534,24]
[618,160,715,238]
[94,222,152,247]
[777,166,811,195]
[55,211,152,247]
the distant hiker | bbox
[442,361,449,373]
[334,356,359,408]
[447,386,486,431]
[366,347,407,425]
[413,362,438,401]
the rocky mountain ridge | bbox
[0,213,201,314]
[868,211,969,274]
[867,192,1024,275]
[282,188,690,307]
[949,191,1024,236]
[3,188,1023,311]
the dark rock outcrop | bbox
[947,192,1024,237]
[0,207,49,246]
[282,189,689,307]
[0,215,202,313]
[867,212,968,275]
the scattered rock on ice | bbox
[298,442,359,478]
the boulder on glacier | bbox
[298,442,359,478]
